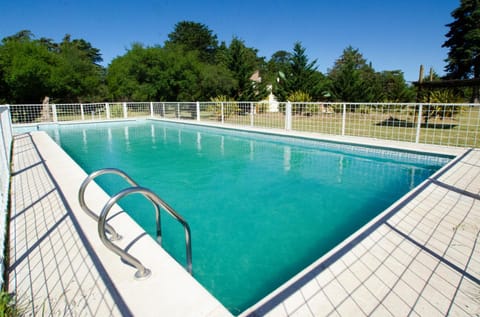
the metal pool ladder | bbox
[78,168,192,279]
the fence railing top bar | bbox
[286,101,480,107]
[4,102,480,107]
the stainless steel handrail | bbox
[79,169,162,242]
[99,187,193,277]
[78,168,139,241]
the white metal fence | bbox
[0,106,13,287]
[7,101,480,148]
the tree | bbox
[264,50,291,85]
[327,46,379,103]
[219,37,267,101]
[442,0,480,102]
[0,31,54,103]
[289,42,318,92]
[165,21,218,63]
[275,42,321,101]
[106,43,235,101]
[378,70,414,102]
[50,34,104,102]
[0,30,105,105]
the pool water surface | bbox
[42,120,450,314]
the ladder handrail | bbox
[79,167,192,278]
[99,187,193,276]
[78,168,139,241]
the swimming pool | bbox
[40,120,450,314]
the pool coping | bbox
[9,119,479,316]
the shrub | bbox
[287,91,312,115]
[0,291,20,317]
[256,102,268,114]
[208,96,240,120]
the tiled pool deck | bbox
[7,125,480,316]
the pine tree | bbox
[275,42,319,101]
[442,0,480,101]
[327,46,378,103]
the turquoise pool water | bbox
[41,120,449,314]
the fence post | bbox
[106,103,110,119]
[196,101,201,121]
[221,102,224,124]
[150,102,154,117]
[177,103,180,119]
[80,104,85,120]
[415,104,423,143]
[122,102,127,119]
[341,103,346,136]
[162,103,165,117]
[52,104,58,122]
[250,102,254,127]
[285,102,292,130]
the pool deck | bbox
[7,125,480,316]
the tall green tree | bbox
[275,42,324,101]
[264,50,291,84]
[165,21,218,63]
[50,34,104,102]
[0,30,105,104]
[378,70,414,102]
[289,42,318,93]
[106,43,235,101]
[327,46,378,103]
[0,31,54,103]
[442,0,480,102]
[219,37,267,101]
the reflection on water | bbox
[196,132,201,152]
[220,136,224,156]
[284,146,291,172]
[150,124,155,143]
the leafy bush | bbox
[287,91,312,115]
[0,291,20,317]
[208,96,240,120]
[255,102,269,113]
[109,103,124,118]
[420,90,463,120]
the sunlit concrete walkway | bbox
[7,129,480,316]
[8,133,124,316]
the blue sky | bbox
[1,0,459,82]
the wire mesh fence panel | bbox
[0,107,12,286]
[106,103,123,119]
[251,102,285,129]
[343,103,418,142]
[222,102,250,126]
[9,104,49,123]
[127,102,151,118]
[177,102,197,120]
[199,102,221,122]
[417,104,480,147]
[291,103,343,135]
[151,102,165,117]
[55,104,82,121]
[161,103,179,119]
